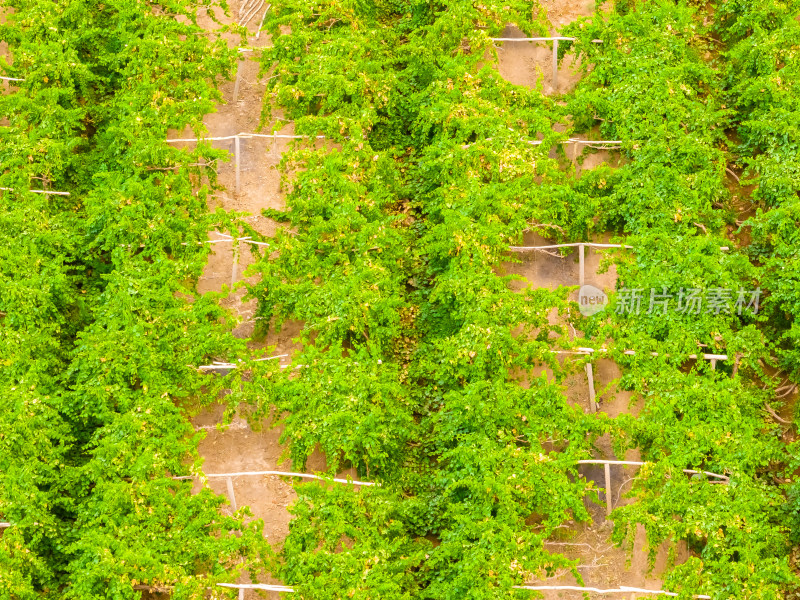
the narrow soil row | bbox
[175,6,318,597]
[179,7,364,597]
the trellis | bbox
[460,137,623,149]
[0,15,711,600]
[132,579,714,597]
[0,187,70,195]
[178,459,729,524]
[165,132,327,195]
[489,36,604,90]
[168,132,623,195]
[508,241,730,286]
[197,356,385,373]
[198,353,287,373]
[576,459,728,518]
[516,241,731,385]
[552,347,730,410]
[173,470,375,525]
[218,582,712,598]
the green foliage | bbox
[712,0,800,385]
[246,0,610,597]
[558,0,800,595]
[563,0,731,234]
[3,0,800,596]
[282,483,428,600]
[243,0,800,594]
[0,0,267,596]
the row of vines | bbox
[1,0,799,598]
[0,0,271,596]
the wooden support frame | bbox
[552,39,559,91]
[489,36,604,95]
[513,585,710,598]
[166,132,328,143]
[585,362,597,413]
[576,459,728,482]
[219,583,710,598]
[231,241,239,289]
[551,348,729,361]
[226,477,238,511]
[234,134,241,195]
[174,470,377,487]
[232,60,244,103]
[0,187,70,196]
[254,3,271,39]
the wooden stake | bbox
[552,39,559,92]
[226,477,237,512]
[586,362,597,413]
[255,4,270,39]
[604,462,612,518]
[231,244,239,289]
[710,359,717,370]
[232,60,244,103]
[234,135,241,196]
[578,243,585,286]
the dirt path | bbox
[181,4,311,597]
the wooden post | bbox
[234,135,241,196]
[226,477,237,512]
[578,243,585,286]
[586,362,597,413]
[604,462,612,518]
[225,475,244,600]
[231,243,239,289]
[552,39,559,92]
[232,59,244,103]
[255,3,270,39]
[710,359,717,370]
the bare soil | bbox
[186,4,306,597]
[1,8,16,125]
[495,0,596,95]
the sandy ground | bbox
[495,0,597,95]
[186,4,301,597]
